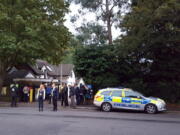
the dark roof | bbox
[4,70,33,85]
[28,65,44,75]
[8,70,30,78]
[36,59,46,69]
[33,60,74,77]
[13,63,44,75]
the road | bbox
[0,107,180,135]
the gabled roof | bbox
[4,70,34,85]
[8,70,32,78]
[34,60,74,77]
[28,65,44,75]
[7,60,74,78]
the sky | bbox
[64,3,95,35]
[64,2,121,40]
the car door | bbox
[111,90,123,109]
[101,90,112,102]
[122,91,144,110]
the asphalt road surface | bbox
[0,107,180,135]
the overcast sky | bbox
[64,2,121,40]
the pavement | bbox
[0,105,180,135]
[0,101,96,111]
[1,101,180,113]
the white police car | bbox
[93,88,166,114]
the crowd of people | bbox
[46,83,93,109]
[10,82,93,112]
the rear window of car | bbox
[111,90,122,97]
[100,91,111,96]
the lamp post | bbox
[60,64,62,86]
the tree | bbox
[76,22,107,46]
[74,45,120,90]
[61,36,80,64]
[119,0,180,102]
[69,0,127,45]
[0,0,70,90]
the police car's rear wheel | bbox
[101,102,112,112]
[145,104,157,114]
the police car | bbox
[93,88,166,114]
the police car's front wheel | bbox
[145,104,157,114]
[101,102,112,112]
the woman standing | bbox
[52,83,58,111]
[37,84,46,112]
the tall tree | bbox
[69,0,127,45]
[0,0,70,90]
[76,22,107,46]
[119,0,180,102]
[74,45,120,90]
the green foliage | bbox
[69,0,127,44]
[118,0,180,102]
[74,0,180,103]
[0,0,71,89]
[74,45,120,90]
[76,22,107,46]
[0,0,70,66]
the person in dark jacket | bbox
[23,85,29,102]
[79,84,85,105]
[52,83,58,111]
[61,83,66,107]
[75,84,80,105]
[46,84,52,104]
[10,83,18,107]
[69,84,76,108]
[63,83,69,106]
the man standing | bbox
[46,84,52,104]
[23,85,29,102]
[75,84,80,105]
[61,83,65,107]
[61,83,69,107]
[52,83,58,111]
[64,83,69,106]
[10,83,18,107]
[69,84,76,108]
[79,84,85,105]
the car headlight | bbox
[158,99,166,104]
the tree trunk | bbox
[107,16,113,45]
[106,0,113,45]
